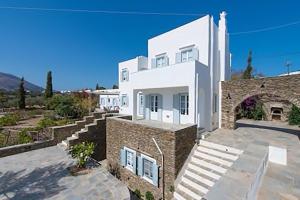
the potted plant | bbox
[68,142,95,175]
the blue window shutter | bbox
[175,52,181,64]
[120,149,126,167]
[173,94,180,124]
[193,48,199,61]
[151,58,156,68]
[126,95,129,107]
[144,95,150,120]
[157,94,163,121]
[152,163,159,187]
[137,156,143,176]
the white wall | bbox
[148,15,210,68]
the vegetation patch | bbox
[288,105,300,125]
[0,113,21,126]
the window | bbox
[141,154,156,184]
[213,94,218,113]
[124,147,136,173]
[181,49,193,63]
[100,98,105,105]
[180,94,189,115]
[121,69,128,82]
[108,98,111,103]
[113,98,117,106]
[121,95,128,107]
[156,56,166,68]
[150,95,158,112]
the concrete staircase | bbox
[173,140,243,200]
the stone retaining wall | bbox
[0,111,116,158]
[106,117,197,200]
[221,74,300,129]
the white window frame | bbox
[180,94,189,115]
[124,147,136,173]
[181,48,193,63]
[121,69,129,82]
[121,94,128,107]
[150,95,158,112]
[156,56,166,68]
[141,154,156,184]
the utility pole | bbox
[285,61,292,75]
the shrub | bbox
[134,189,143,199]
[252,103,266,120]
[107,162,121,179]
[37,118,58,128]
[288,105,300,125]
[69,142,95,168]
[145,191,154,200]
[46,95,88,119]
[0,113,21,126]
[18,129,34,144]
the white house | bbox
[118,12,231,131]
[93,89,120,111]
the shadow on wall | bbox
[236,122,300,140]
[0,162,68,200]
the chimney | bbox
[219,11,227,33]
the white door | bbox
[150,95,158,120]
[139,94,144,116]
[180,94,189,124]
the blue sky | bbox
[0,0,299,90]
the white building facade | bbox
[93,89,120,111]
[118,12,231,131]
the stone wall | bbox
[0,111,115,158]
[221,74,300,129]
[106,117,197,200]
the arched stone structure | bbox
[221,74,300,129]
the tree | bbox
[96,84,105,90]
[112,84,119,89]
[18,77,26,109]
[0,90,8,108]
[96,83,100,90]
[45,71,53,98]
[242,50,253,79]
[288,105,300,125]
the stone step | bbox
[191,157,227,174]
[200,140,243,155]
[194,151,233,167]
[177,184,202,200]
[185,169,215,187]
[197,146,238,161]
[181,176,209,194]
[173,191,186,200]
[188,163,221,180]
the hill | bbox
[0,72,43,92]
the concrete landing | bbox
[203,119,300,200]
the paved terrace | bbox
[0,146,130,200]
[205,119,300,200]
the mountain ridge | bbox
[0,72,44,92]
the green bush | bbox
[18,129,34,144]
[37,118,58,128]
[0,113,21,126]
[37,117,74,129]
[46,95,88,119]
[252,103,266,120]
[134,189,143,199]
[69,142,95,168]
[288,105,300,125]
[145,191,154,200]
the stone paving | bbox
[0,146,130,200]
[206,119,300,200]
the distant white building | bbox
[279,70,300,76]
[118,12,231,131]
[92,89,120,111]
